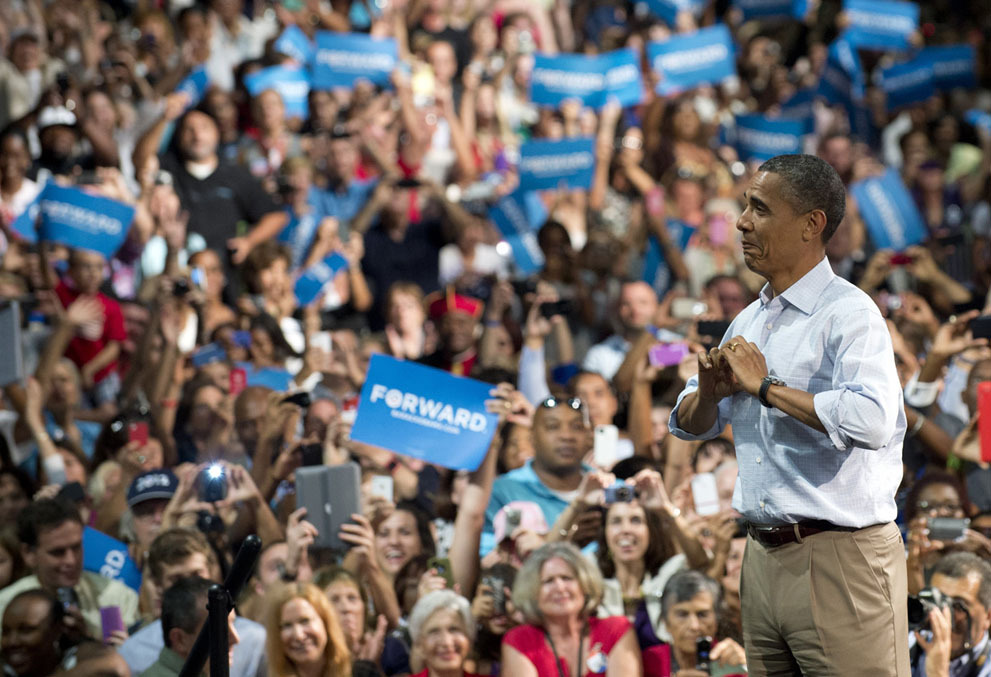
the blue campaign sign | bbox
[817,38,864,106]
[647,25,736,95]
[278,211,321,269]
[881,58,934,111]
[350,355,501,471]
[643,0,706,25]
[732,0,807,21]
[530,49,643,110]
[920,45,976,91]
[851,169,926,250]
[174,67,209,110]
[312,32,397,89]
[37,184,134,257]
[244,65,311,119]
[734,114,807,162]
[83,527,142,591]
[843,0,918,51]
[8,188,42,244]
[966,109,991,134]
[777,88,816,122]
[242,365,294,391]
[191,342,226,368]
[518,137,596,192]
[294,253,349,306]
[489,191,546,275]
[274,25,314,64]
[642,220,695,296]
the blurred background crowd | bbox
[0,0,990,675]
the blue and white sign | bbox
[240,364,294,391]
[817,38,864,106]
[734,114,807,162]
[518,137,596,192]
[851,169,926,250]
[274,25,315,64]
[83,527,142,591]
[8,188,42,244]
[278,212,321,269]
[777,88,816,123]
[648,25,736,95]
[294,253,349,306]
[530,49,643,109]
[174,67,209,110]
[966,109,991,134]
[489,191,546,275]
[642,220,695,296]
[350,355,501,471]
[191,342,227,368]
[312,32,397,89]
[244,65,311,119]
[643,0,706,26]
[880,58,934,111]
[37,184,135,257]
[843,0,918,51]
[920,45,976,91]
[732,0,808,21]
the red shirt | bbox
[503,616,630,677]
[54,280,126,383]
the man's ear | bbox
[169,627,191,655]
[803,209,827,242]
[21,544,35,572]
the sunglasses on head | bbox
[539,397,589,426]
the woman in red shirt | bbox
[501,542,643,677]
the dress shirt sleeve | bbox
[812,306,903,451]
[518,344,552,405]
[668,374,731,441]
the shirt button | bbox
[766,323,773,329]
[759,500,766,509]
[756,456,762,463]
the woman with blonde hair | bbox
[265,582,353,677]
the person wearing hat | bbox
[123,470,179,569]
[33,105,84,183]
[418,290,484,376]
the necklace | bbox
[544,621,587,677]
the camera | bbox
[482,576,505,615]
[604,485,635,504]
[504,508,522,533]
[198,464,228,503]
[196,510,225,534]
[907,587,951,631]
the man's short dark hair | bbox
[661,570,722,619]
[757,154,847,243]
[161,576,212,648]
[148,528,216,586]
[931,552,991,610]
[17,498,83,549]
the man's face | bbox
[158,552,213,592]
[329,138,358,180]
[618,283,657,332]
[532,405,588,475]
[426,42,457,84]
[132,499,170,549]
[178,111,220,163]
[439,312,477,355]
[69,250,106,294]
[304,399,339,442]
[234,392,268,455]
[254,544,288,594]
[39,127,77,162]
[737,172,810,281]
[930,572,991,659]
[665,591,718,658]
[573,373,617,427]
[26,521,83,590]
[709,278,749,320]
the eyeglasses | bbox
[539,397,583,411]
[917,501,963,514]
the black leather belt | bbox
[747,519,865,548]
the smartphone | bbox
[127,421,149,447]
[300,443,324,467]
[593,424,620,469]
[369,475,394,502]
[697,320,732,341]
[482,575,505,614]
[295,463,362,550]
[928,517,970,542]
[978,382,991,463]
[0,301,24,388]
[691,472,720,516]
[539,300,572,319]
[56,587,79,611]
[672,298,708,320]
[100,606,124,644]
[889,253,914,266]
[198,464,228,503]
[427,556,454,588]
[229,367,247,397]
[190,267,206,290]
[649,342,690,368]
[969,315,991,340]
[696,636,712,671]
[503,508,521,536]
[310,331,332,353]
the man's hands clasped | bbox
[698,335,770,402]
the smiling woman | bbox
[265,582,352,677]
[409,590,477,677]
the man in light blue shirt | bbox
[671,154,908,676]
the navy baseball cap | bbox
[126,469,178,508]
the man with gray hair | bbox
[671,154,908,674]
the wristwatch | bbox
[759,376,786,408]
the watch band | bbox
[759,376,785,408]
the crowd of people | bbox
[0,0,990,675]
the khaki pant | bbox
[740,522,910,676]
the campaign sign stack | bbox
[350,355,502,471]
